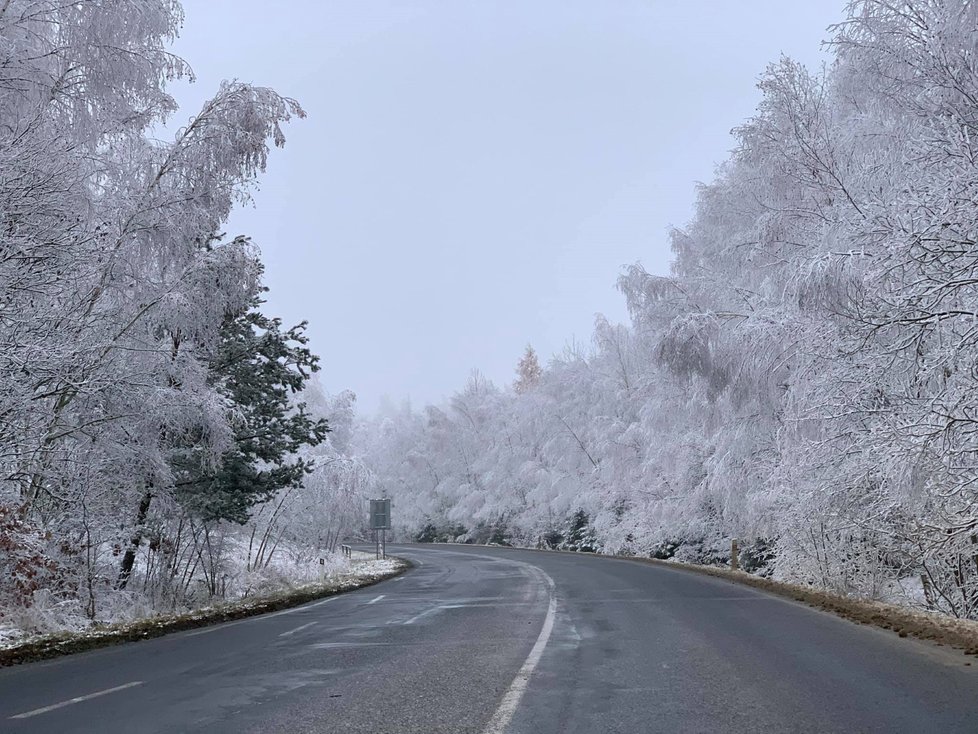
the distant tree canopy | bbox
[361,0,978,621]
[514,345,543,394]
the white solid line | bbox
[10,681,144,719]
[481,570,557,734]
[366,595,385,605]
[279,620,317,637]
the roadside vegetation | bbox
[0,2,374,645]
[0,555,406,665]
[362,1,978,623]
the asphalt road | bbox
[0,545,975,733]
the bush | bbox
[649,538,681,560]
[413,520,468,543]
[739,538,776,575]
[561,510,598,553]
[414,523,439,543]
[542,529,564,550]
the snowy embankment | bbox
[0,552,406,666]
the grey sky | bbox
[169,1,843,413]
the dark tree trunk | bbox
[117,489,153,590]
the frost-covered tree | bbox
[359,0,978,620]
[514,345,543,394]
[0,1,334,629]
[170,291,330,524]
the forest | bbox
[360,1,978,621]
[4,0,978,646]
[0,0,371,641]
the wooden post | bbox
[730,538,739,571]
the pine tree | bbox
[514,345,543,394]
[170,295,330,523]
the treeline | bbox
[0,1,367,637]
[361,1,978,619]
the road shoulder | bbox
[0,556,409,667]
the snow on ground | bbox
[0,624,22,648]
[346,553,402,578]
[0,549,405,652]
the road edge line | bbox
[481,568,557,734]
[423,543,978,656]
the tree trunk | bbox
[117,489,153,589]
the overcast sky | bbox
[168,0,844,413]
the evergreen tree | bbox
[514,345,543,394]
[563,509,597,553]
[171,295,330,523]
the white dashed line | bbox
[279,620,317,637]
[185,595,340,637]
[265,595,337,619]
[10,681,144,719]
[366,595,385,605]
[403,607,440,625]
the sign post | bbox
[369,498,391,559]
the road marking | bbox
[482,569,558,734]
[280,620,317,637]
[184,619,248,637]
[311,638,533,650]
[10,681,144,719]
[186,595,340,637]
[265,595,337,619]
[366,595,385,604]
[403,607,439,625]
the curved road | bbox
[1,544,975,733]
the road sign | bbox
[370,498,391,530]
[370,499,391,560]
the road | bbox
[0,545,975,733]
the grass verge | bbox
[0,557,410,667]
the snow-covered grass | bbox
[0,553,407,664]
[0,525,375,642]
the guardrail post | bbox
[730,538,739,571]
